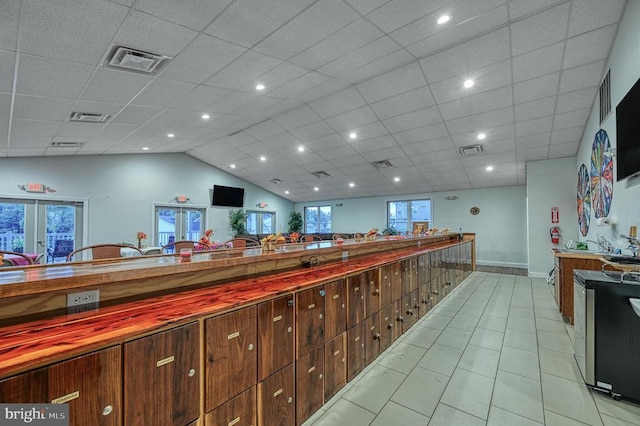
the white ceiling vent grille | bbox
[371,160,393,169]
[51,141,85,148]
[105,45,171,74]
[269,178,283,185]
[312,171,331,178]
[458,144,484,156]
[68,112,111,123]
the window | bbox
[155,206,206,247]
[246,211,275,235]
[304,206,331,233]
[387,199,431,233]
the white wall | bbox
[526,157,579,276]
[296,185,528,268]
[575,0,640,255]
[0,153,293,246]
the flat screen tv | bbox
[212,185,245,207]
[616,77,640,181]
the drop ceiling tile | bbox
[419,28,510,84]
[81,68,153,104]
[93,123,143,140]
[291,79,353,104]
[516,133,551,148]
[340,49,415,85]
[113,10,198,57]
[556,87,597,114]
[17,55,94,99]
[393,123,450,145]
[11,120,60,137]
[111,105,163,125]
[71,100,126,115]
[370,87,435,120]
[205,50,282,90]
[289,19,383,70]
[254,0,359,60]
[382,106,442,133]
[439,86,513,121]
[317,145,359,160]
[0,51,15,93]
[230,96,288,117]
[482,138,517,153]
[289,121,335,142]
[366,0,449,32]
[403,137,454,154]
[514,97,556,122]
[172,86,231,111]
[344,0,389,15]
[266,72,332,100]
[446,106,514,135]
[563,25,617,69]
[12,95,75,121]
[508,0,559,20]
[10,135,54,148]
[410,148,460,164]
[262,133,300,151]
[204,0,314,47]
[131,78,196,108]
[244,120,287,140]
[510,3,570,56]
[20,0,128,65]
[350,135,398,153]
[54,121,104,138]
[430,59,512,104]
[513,72,560,104]
[552,108,590,131]
[325,105,378,132]
[135,0,231,31]
[558,60,606,93]
[512,42,564,84]
[160,34,247,84]
[550,127,583,144]
[305,134,346,151]
[318,36,401,78]
[342,122,389,142]
[309,87,367,119]
[568,0,626,37]
[517,146,549,161]
[329,155,370,168]
[360,146,407,162]
[356,63,426,104]
[207,91,259,114]
[145,109,193,128]
[549,141,580,156]
[237,62,309,96]
[0,94,12,119]
[273,105,322,131]
[515,116,553,137]
[451,125,515,147]
[0,0,18,51]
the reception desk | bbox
[0,233,475,426]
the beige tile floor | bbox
[303,272,640,426]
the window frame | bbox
[303,205,332,234]
[387,198,432,233]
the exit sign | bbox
[26,183,46,193]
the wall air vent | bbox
[458,144,483,156]
[105,45,171,75]
[51,141,85,148]
[371,160,393,169]
[312,171,331,178]
[269,178,284,185]
[68,112,111,123]
[599,69,611,125]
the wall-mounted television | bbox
[616,77,640,181]
[212,185,245,207]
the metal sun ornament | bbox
[577,163,591,237]
[590,129,613,219]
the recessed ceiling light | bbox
[314,187,319,191]
[230,164,236,169]
[477,133,486,140]
[256,84,265,91]
[167,133,175,138]
[463,79,474,88]
[298,146,305,152]
[285,190,290,194]
[349,132,357,139]
[201,113,210,120]
[394,177,400,182]
[349,182,355,187]
[437,15,451,24]
[260,156,266,162]
[142,147,149,151]
[486,166,494,172]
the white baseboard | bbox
[528,272,549,278]
[476,260,528,269]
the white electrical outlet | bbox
[342,251,348,261]
[67,289,100,307]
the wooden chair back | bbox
[67,244,140,262]
[301,234,322,242]
[161,240,211,254]
[0,250,35,267]
[224,238,259,249]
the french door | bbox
[246,211,275,235]
[154,206,206,248]
[0,198,84,263]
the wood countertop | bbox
[0,238,465,378]
[551,248,611,260]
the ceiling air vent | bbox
[312,171,331,178]
[51,141,85,148]
[105,45,171,75]
[458,144,483,156]
[269,178,284,185]
[371,159,393,169]
[68,112,111,123]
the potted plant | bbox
[288,211,303,233]
[11,236,24,253]
[382,225,398,236]
[228,209,247,237]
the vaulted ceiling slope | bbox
[0,0,626,201]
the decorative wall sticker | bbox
[577,163,591,237]
[590,129,613,218]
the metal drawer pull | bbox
[308,366,316,373]
[248,343,254,351]
[102,406,113,416]
[188,368,196,377]
[273,315,282,322]
[227,331,240,340]
[273,388,283,397]
[156,356,174,367]
[228,417,240,426]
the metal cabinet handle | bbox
[188,368,196,377]
[102,406,113,416]
[287,300,294,307]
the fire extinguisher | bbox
[550,227,560,245]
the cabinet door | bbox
[391,262,402,302]
[364,312,380,365]
[380,265,393,307]
[346,276,366,329]
[411,288,422,319]
[206,307,257,411]
[324,333,346,401]
[258,364,295,426]
[401,259,412,296]
[402,293,416,331]
[0,346,121,426]
[125,322,200,426]
[296,346,324,425]
[392,299,403,341]
[418,254,430,287]
[205,387,256,426]
[379,304,394,352]
[324,279,346,342]
[258,296,294,381]
[296,286,325,358]
[419,282,432,315]
[364,268,381,317]
[346,323,365,382]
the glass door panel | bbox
[155,206,206,252]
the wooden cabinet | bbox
[346,276,366,329]
[125,322,200,426]
[364,312,380,365]
[391,262,402,302]
[0,346,121,426]
[346,323,365,382]
[380,264,393,307]
[205,387,256,426]
[554,255,606,324]
[417,254,430,288]
[419,282,433,315]
[206,307,257,411]
[392,299,403,341]
[296,285,325,357]
[258,296,294,381]
[363,268,381,316]
[402,293,416,331]
[324,279,346,342]
[296,346,324,424]
[324,333,346,401]
[258,364,295,426]
[401,259,412,296]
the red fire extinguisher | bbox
[550,227,560,245]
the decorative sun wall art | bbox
[590,129,614,218]
[577,163,591,237]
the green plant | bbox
[228,209,247,237]
[382,225,398,236]
[11,236,24,253]
[288,211,303,233]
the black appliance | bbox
[211,185,245,207]
[616,76,640,181]
[574,270,640,401]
